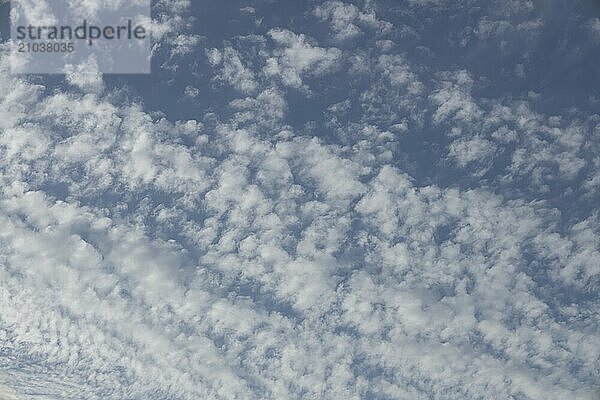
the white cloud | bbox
[430,70,483,125]
[64,55,104,93]
[170,33,201,57]
[264,29,341,90]
[184,85,201,98]
[207,47,258,94]
[0,382,21,400]
[314,1,393,41]
[240,6,255,15]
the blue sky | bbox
[0,0,599,399]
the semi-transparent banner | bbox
[10,0,151,74]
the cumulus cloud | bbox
[208,47,258,94]
[264,29,341,90]
[64,56,104,93]
[314,0,393,41]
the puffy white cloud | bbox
[169,33,201,57]
[314,1,393,41]
[264,29,341,90]
[426,69,593,190]
[430,70,483,125]
[184,85,201,98]
[64,56,105,93]
[208,47,258,94]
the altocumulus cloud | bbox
[0,0,599,399]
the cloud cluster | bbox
[0,0,598,399]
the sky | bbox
[0,0,599,399]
